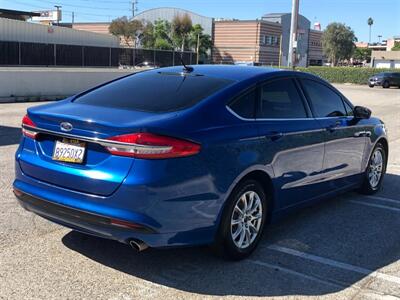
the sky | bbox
[1,0,399,42]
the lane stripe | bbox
[350,200,400,213]
[248,257,400,299]
[365,195,400,205]
[247,259,344,289]
[268,244,400,285]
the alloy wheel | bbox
[230,190,263,249]
[368,149,384,188]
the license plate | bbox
[52,138,86,163]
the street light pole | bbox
[288,0,299,68]
[54,5,61,25]
[196,33,200,64]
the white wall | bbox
[0,18,119,47]
[0,67,134,102]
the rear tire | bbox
[359,143,387,195]
[213,180,267,260]
[382,81,390,88]
[368,84,374,88]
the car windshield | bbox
[74,71,234,112]
[377,73,388,77]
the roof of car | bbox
[152,64,283,81]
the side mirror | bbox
[353,106,371,119]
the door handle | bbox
[264,132,284,141]
[354,131,372,137]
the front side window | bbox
[301,79,347,118]
[343,100,354,116]
[258,79,308,119]
[229,89,256,119]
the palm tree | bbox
[172,14,193,51]
[367,17,374,44]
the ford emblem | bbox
[60,122,73,132]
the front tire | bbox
[382,81,390,88]
[359,143,387,194]
[214,180,267,260]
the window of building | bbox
[261,35,266,45]
[258,79,308,119]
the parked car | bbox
[368,72,400,88]
[134,61,160,69]
[14,65,388,260]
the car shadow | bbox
[0,125,22,146]
[62,173,400,297]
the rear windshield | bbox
[74,71,233,112]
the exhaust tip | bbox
[129,239,148,252]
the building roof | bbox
[372,51,400,60]
[262,13,289,18]
[0,8,40,21]
[133,7,213,36]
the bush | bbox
[293,67,397,85]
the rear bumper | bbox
[15,189,155,240]
[13,159,220,248]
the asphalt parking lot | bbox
[0,84,399,300]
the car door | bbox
[255,77,326,209]
[300,78,367,189]
[392,73,400,86]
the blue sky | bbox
[1,0,399,42]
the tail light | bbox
[105,133,200,159]
[22,114,38,139]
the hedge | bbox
[280,66,397,85]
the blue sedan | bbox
[14,65,388,260]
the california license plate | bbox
[52,138,86,163]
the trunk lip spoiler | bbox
[21,124,153,149]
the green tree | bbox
[353,47,372,62]
[322,23,357,66]
[172,13,193,51]
[188,24,212,60]
[392,41,400,51]
[141,22,155,48]
[109,17,143,47]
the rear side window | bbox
[301,79,347,117]
[74,71,233,112]
[258,79,308,118]
[228,89,256,118]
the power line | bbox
[30,0,131,11]
[2,0,126,18]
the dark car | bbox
[14,65,388,260]
[368,72,400,88]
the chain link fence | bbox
[0,41,197,67]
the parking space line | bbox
[365,195,400,205]
[247,259,344,289]
[350,200,400,213]
[268,244,400,285]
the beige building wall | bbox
[213,20,282,65]
[213,20,259,64]
[308,29,324,65]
